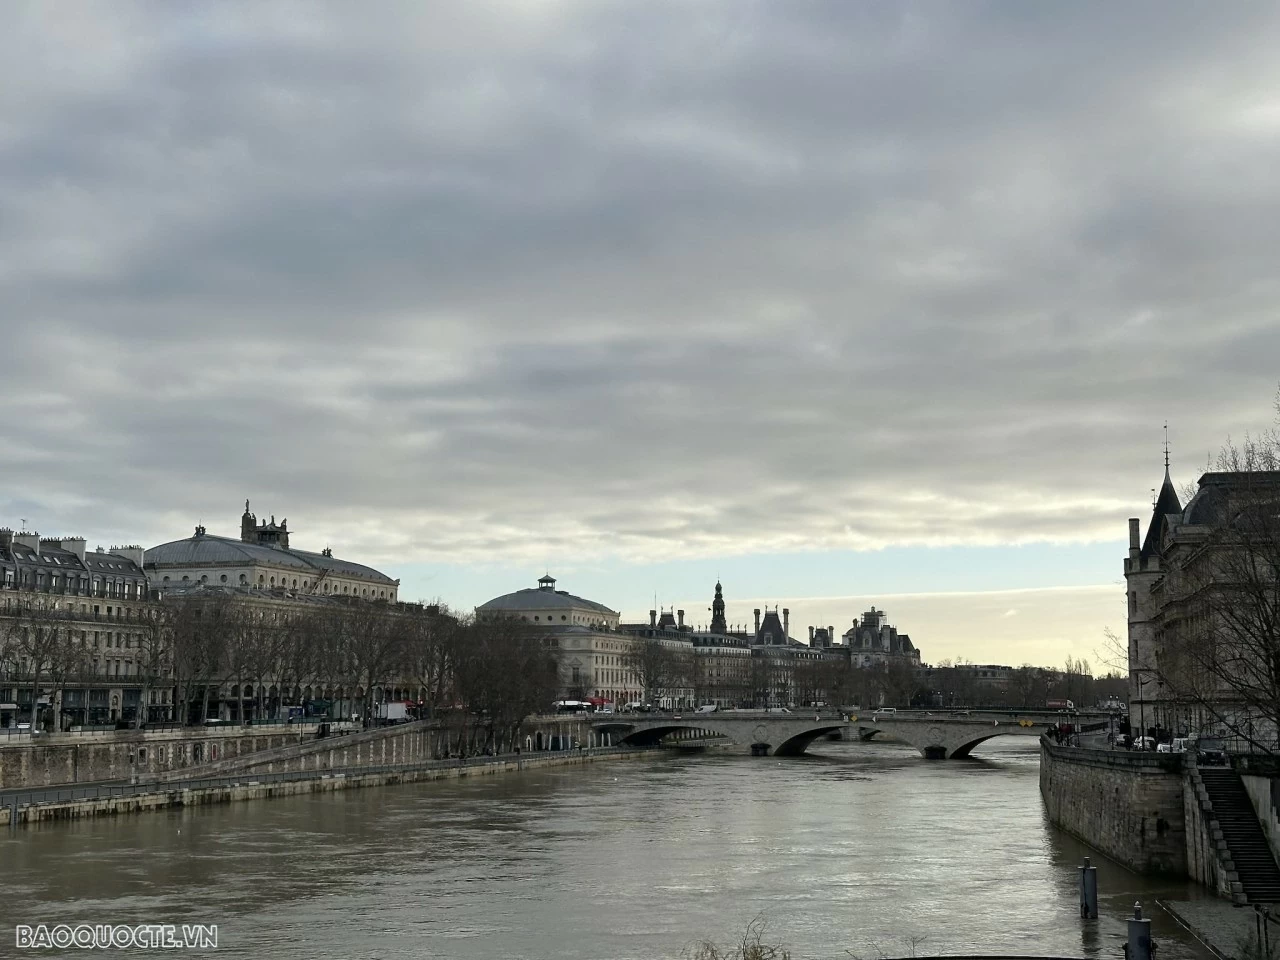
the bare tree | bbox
[12,598,70,732]
[134,603,173,727]
[622,637,687,707]
[342,603,405,727]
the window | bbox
[220,575,228,583]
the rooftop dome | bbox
[476,575,618,616]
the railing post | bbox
[1126,901,1154,960]
[1079,857,1098,919]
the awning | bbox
[0,703,18,710]
[586,697,613,706]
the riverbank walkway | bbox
[1161,897,1279,959]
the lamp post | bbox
[1134,670,1159,749]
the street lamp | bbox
[1134,670,1160,749]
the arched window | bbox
[220,575,228,583]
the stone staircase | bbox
[1198,766,1280,903]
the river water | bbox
[0,737,1215,959]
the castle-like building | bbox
[145,501,399,601]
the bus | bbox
[554,700,595,714]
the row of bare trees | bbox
[0,592,560,744]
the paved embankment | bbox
[1160,897,1274,959]
[0,747,649,829]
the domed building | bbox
[145,502,399,601]
[476,573,619,630]
[477,575,637,704]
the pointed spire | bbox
[1141,428,1183,560]
[1163,421,1171,482]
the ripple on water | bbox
[0,738,1215,960]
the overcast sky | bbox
[3,2,1279,667]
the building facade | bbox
[1127,465,1280,746]
[477,575,642,704]
[0,527,167,728]
[145,502,399,602]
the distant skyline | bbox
[4,3,1280,668]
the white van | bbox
[873,707,898,718]
[695,704,718,714]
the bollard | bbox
[1126,901,1154,960]
[1079,857,1098,920]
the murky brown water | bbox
[0,737,1214,959]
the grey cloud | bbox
[2,1,1280,571]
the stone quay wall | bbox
[144,715,596,784]
[0,747,648,829]
[0,715,599,790]
[0,726,309,790]
[1039,738,1187,875]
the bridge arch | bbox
[855,718,1044,759]
[595,716,848,757]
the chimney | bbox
[677,609,685,630]
[59,538,87,562]
[808,626,815,642]
[14,531,40,555]
[783,608,790,639]
[0,528,12,552]
[753,608,761,635]
[109,545,145,568]
[649,609,657,628]
[829,625,835,646]
[1128,518,1140,558]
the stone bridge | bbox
[592,713,848,757]
[855,714,1049,759]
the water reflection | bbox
[0,738,1214,960]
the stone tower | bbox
[710,580,727,634]
[1125,454,1181,736]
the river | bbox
[0,737,1215,959]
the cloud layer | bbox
[3,2,1280,574]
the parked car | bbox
[1132,736,1156,750]
[1197,737,1228,766]
[695,704,718,714]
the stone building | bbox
[841,607,921,669]
[0,527,166,728]
[1126,462,1280,744]
[477,575,640,704]
[1125,460,1183,736]
[144,502,399,602]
